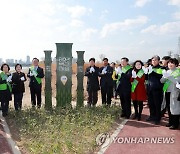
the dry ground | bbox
[9,63,119,109]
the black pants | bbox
[113,80,118,98]
[120,91,131,118]
[101,85,113,105]
[148,90,163,122]
[169,114,180,128]
[14,93,23,110]
[1,101,9,114]
[30,85,42,108]
[133,101,143,117]
[87,90,98,106]
[162,92,171,116]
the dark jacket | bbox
[117,68,133,93]
[0,73,12,102]
[12,72,26,94]
[85,66,100,91]
[148,65,163,91]
[99,66,113,88]
[27,66,44,87]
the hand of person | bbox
[176,82,180,89]
[90,67,93,73]
[163,70,171,78]
[20,76,25,81]
[30,71,34,76]
[6,76,12,82]
[91,67,95,72]
[102,69,107,74]
[32,71,37,77]
[132,70,137,78]
[148,65,153,74]
[115,67,122,75]
[142,66,148,74]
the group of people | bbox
[0,55,180,130]
[85,56,180,130]
[0,58,44,117]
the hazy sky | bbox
[0,0,180,62]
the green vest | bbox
[0,72,12,92]
[131,69,144,92]
[163,69,180,92]
[116,65,132,84]
[30,66,42,84]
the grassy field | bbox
[6,105,122,154]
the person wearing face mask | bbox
[146,55,163,125]
[0,63,12,117]
[99,58,113,106]
[11,64,26,111]
[161,58,180,130]
[85,58,100,107]
[131,60,147,121]
[116,57,132,119]
[27,58,44,108]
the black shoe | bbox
[146,117,154,121]
[2,113,8,117]
[121,114,126,117]
[166,123,172,127]
[154,121,160,125]
[138,116,141,121]
[132,114,138,119]
[169,126,178,130]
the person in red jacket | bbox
[131,60,147,121]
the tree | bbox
[167,51,173,57]
[99,54,106,61]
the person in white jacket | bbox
[160,58,180,130]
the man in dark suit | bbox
[146,55,163,125]
[99,58,113,106]
[85,58,100,107]
[116,57,132,119]
[27,58,44,108]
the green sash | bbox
[163,69,180,92]
[116,65,132,84]
[0,72,12,92]
[30,66,42,84]
[153,68,163,74]
[131,69,144,92]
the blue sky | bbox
[0,0,180,62]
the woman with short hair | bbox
[161,58,180,129]
[12,64,26,110]
[0,63,12,116]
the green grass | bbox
[6,106,121,154]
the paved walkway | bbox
[0,118,13,154]
[105,104,180,154]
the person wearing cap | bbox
[161,56,171,117]
[116,57,132,119]
[11,64,27,111]
[146,55,163,125]
[0,63,12,116]
[99,58,113,106]
[85,58,100,107]
[161,58,180,129]
[27,58,44,108]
